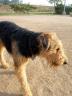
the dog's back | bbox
[0,21,48,58]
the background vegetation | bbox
[0,0,72,15]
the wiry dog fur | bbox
[0,21,68,96]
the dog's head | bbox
[40,32,68,66]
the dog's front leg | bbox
[15,63,33,96]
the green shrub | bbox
[55,4,72,15]
[10,4,36,13]
[55,4,64,14]
[65,6,72,15]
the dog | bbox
[0,21,68,96]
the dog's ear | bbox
[37,33,50,50]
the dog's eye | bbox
[56,48,60,51]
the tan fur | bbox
[0,41,9,69]
[0,32,68,96]
[40,32,68,66]
[12,40,32,96]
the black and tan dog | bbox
[0,21,68,96]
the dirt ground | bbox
[0,15,72,96]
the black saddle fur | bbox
[0,21,48,57]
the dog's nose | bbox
[63,61,68,65]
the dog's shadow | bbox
[0,69,23,96]
[0,65,14,75]
[0,70,14,75]
[0,92,22,96]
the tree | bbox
[48,0,62,7]
[55,3,64,14]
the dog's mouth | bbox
[52,60,68,66]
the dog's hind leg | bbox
[0,42,9,69]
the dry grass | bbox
[0,15,72,96]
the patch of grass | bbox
[10,4,36,13]
[0,12,54,16]
[29,12,54,15]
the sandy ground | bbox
[0,15,72,96]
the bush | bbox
[65,6,72,15]
[55,4,64,14]
[55,4,72,15]
[10,4,36,13]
